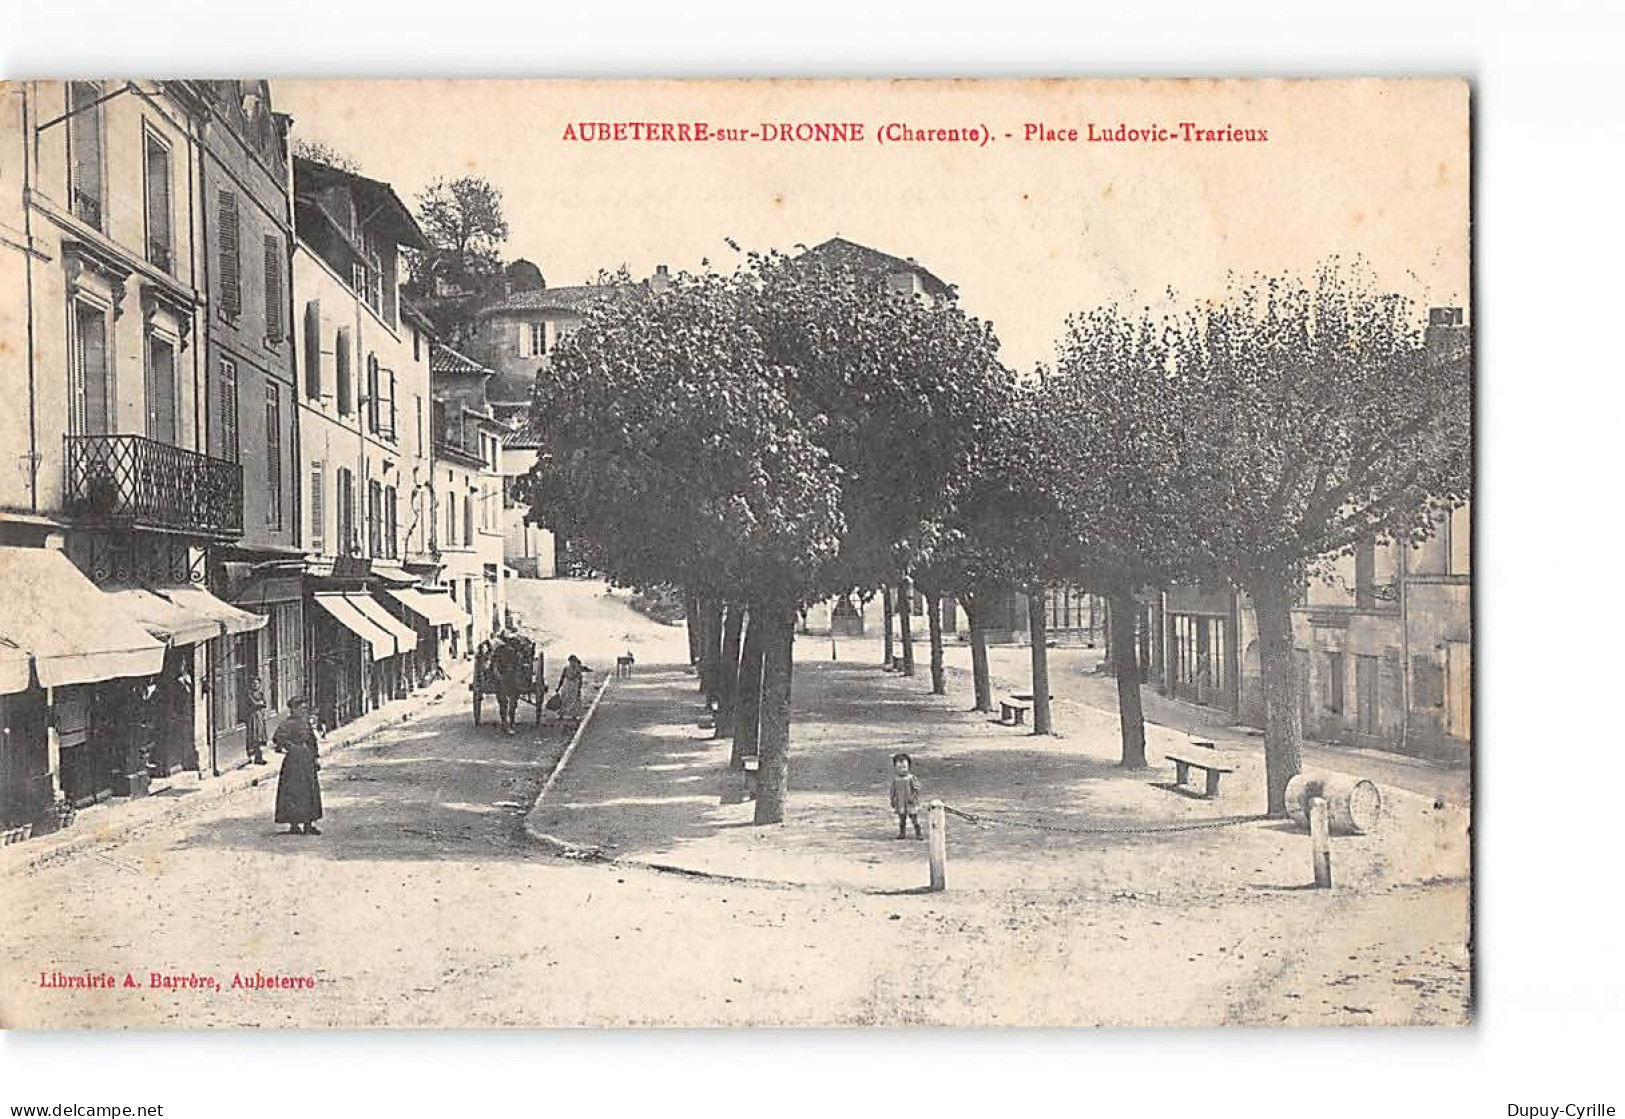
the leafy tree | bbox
[290,137,362,174]
[1155,262,1471,812]
[1038,304,1189,768]
[407,176,511,345]
[415,176,510,280]
[516,269,844,823]
[519,246,1016,822]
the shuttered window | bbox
[217,190,241,321]
[367,480,382,557]
[143,131,172,272]
[309,462,325,552]
[218,357,239,462]
[366,354,380,433]
[73,303,110,436]
[145,333,177,445]
[263,235,283,343]
[385,369,397,441]
[384,486,398,560]
[265,383,282,528]
[68,82,104,229]
[335,328,352,414]
[303,300,322,399]
[336,467,355,555]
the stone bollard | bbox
[927,800,947,892]
[1309,796,1332,889]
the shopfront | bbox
[0,547,167,825]
[380,586,471,684]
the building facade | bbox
[290,155,439,732]
[429,343,507,653]
[190,81,306,770]
[0,81,267,836]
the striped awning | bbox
[0,547,166,693]
[345,593,419,657]
[380,587,471,629]
[313,593,393,662]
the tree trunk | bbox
[731,605,766,768]
[684,593,701,671]
[881,585,895,668]
[753,603,797,825]
[715,604,745,738]
[926,591,946,695]
[1109,587,1148,769]
[898,577,916,677]
[1026,590,1053,735]
[964,592,993,712]
[700,598,724,703]
[1249,576,1305,816]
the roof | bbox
[293,156,429,250]
[476,284,605,319]
[400,299,437,333]
[429,343,493,378]
[502,412,546,449]
[798,237,953,300]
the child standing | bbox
[889,752,924,840]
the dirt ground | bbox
[0,580,1470,1027]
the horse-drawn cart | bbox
[471,637,547,727]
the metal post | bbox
[1309,796,1332,888]
[927,800,947,892]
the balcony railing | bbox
[65,434,243,538]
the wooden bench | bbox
[1164,747,1238,798]
[999,696,1033,725]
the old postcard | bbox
[0,78,1470,1028]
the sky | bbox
[274,78,1470,372]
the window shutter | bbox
[219,358,239,461]
[366,354,379,433]
[335,328,352,413]
[310,464,325,551]
[144,136,171,271]
[147,336,177,445]
[78,309,108,436]
[385,487,397,559]
[263,235,283,342]
[386,369,397,440]
[304,300,322,399]
[265,384,282,528]
[69,83,103,229]
[218,190,241,319]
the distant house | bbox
[795,236,953,304]
[430,343,508,650]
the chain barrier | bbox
[939,804,1270,836]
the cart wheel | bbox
[473,692,483,726]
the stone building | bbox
[0,81,267,836]
[290,155,437,732]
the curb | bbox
[522,674,613,856]
[1,664,472,877]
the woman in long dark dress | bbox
[272,697,323,836]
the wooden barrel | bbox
[1285,770,1382,835]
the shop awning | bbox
[0,547,166,693]
[345,593,419,657]
[312,593,393,662]
[381,587,471,629]
[165,585,266,637]
[103,585,267,647]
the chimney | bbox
[650,264,671,294]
